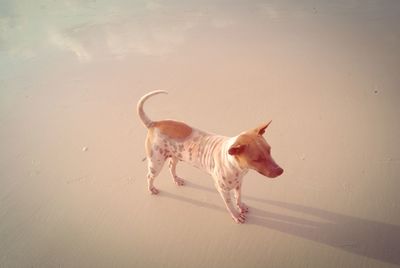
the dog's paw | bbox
[238,203,249,213]
[149,186,160,195]
[174,177,185,186]
[232,213,246,224]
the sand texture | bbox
[1,1,400,267]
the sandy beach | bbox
[1,1,400,267]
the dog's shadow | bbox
[160,181,400,266]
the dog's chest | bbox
[215,170,245,191]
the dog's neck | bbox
[220,136,249,177]
[190,132,248,178]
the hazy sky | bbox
[2,1,399,72]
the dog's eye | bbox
[254,157,265,162]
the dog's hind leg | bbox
[168,157,185,186]
[145,130,165,194]
[146,153,165,195]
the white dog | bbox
[138,90,283,223]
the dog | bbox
[137,90,283,223]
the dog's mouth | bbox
[258,167,284,178]
[260,172,279,179]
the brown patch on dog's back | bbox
[153,120,192,140]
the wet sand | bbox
[1,1,400,267]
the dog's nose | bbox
[275,167,284,176]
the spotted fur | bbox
[137,90,283,223]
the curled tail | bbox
[137,90,168,128]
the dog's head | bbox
[228,121,283,178]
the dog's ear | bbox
[228,144,246,155]
[256,120,272,136]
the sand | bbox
[1,1,400,267]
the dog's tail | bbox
[137,90,168,128]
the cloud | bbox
[0,1,240,62]
[257,4,280,21]
[49,31,91,62]
[104,5,200,59]
[106,25,187,58]
[145,1,163,11]
[211,18,235,29]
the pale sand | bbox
[1,1,400,267]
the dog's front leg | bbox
[217,188,246,224]
[233,185,249,213]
